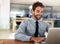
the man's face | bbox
[32,6,44,20]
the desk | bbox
[0,39,34,44]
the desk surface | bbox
[0,39,34,44]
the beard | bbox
[34,15,42,20]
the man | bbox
[15,2,50,43]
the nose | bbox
[38,12,42,15]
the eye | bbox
[41,11,43,13]
[36,10,40,13]
[36,10,43,13]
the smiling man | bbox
[15,1,50,43]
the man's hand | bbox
[30,37,45,43]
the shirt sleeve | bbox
[15,20,32,41]
[46,23,51,32]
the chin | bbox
[35,16,42,20]
[37,17,41,19]
[36,18,41,20]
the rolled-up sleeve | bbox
[15,20,32,41]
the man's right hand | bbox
[30,37,45,43]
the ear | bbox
[32,10,34,14]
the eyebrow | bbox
[37,10,43,12]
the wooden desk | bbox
[0,39,34,44]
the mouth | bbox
[35,16,42,19]
[34,14,42,18]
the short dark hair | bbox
[32,1,44,11]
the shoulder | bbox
[19,18,31,26]
[22,18,32,23]
[23,18,31,21]
[42,21,51,27]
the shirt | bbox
[15,18,51,41]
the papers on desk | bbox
[9,33,15,39]
[34,42,46,44]
[41,42,46,44]
[45,32,48,38]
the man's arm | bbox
[15,20,32,41]
[46,23,51,32]
[30,37,45,43]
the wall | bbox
[0,0,10,29]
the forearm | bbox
[30,37,46,43]
[15,34,32,41]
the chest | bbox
[26,22,47,34]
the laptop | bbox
[46,28,60,44]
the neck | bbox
[32,16,41,21]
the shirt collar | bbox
[31,17,43,22]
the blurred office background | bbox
[0,0,60,39]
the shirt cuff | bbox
[26,36,32,41]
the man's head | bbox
[32,2,44,20]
